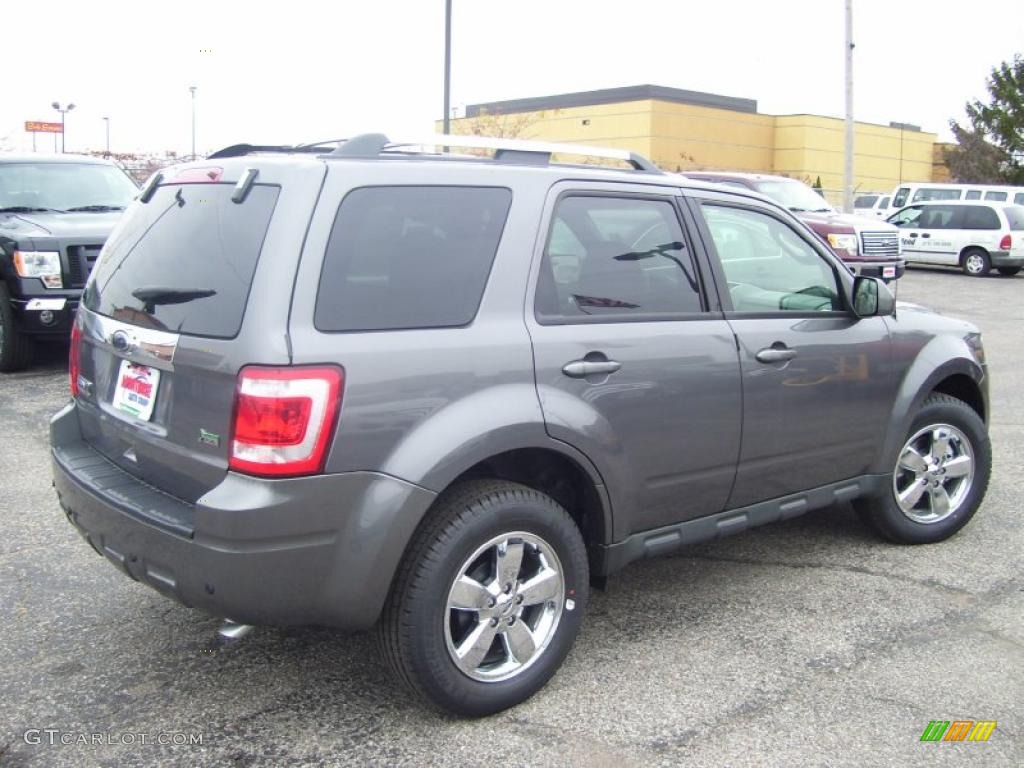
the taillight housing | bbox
[69,321,82,397]
[999,234,1012,250]
[229,366,344,477]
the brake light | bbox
[172,167,223,184]
[229,366,344,477]
[69,321,82,397]
[999,234,1012,250]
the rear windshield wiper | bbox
[66,205,125,212]
[131,287,216,313]
[0,206,66,213]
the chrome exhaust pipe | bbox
[217,619,254,644]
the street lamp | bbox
[189,86,197,160]
[51,101,75,153]
[443,0,452,137]
[103,116,110,157]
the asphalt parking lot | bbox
[1,267,1021,768]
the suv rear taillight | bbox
[229,366,344,477]
[69,321,82,397]
[999,234,1012,250]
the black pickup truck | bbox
[0,154,138,371]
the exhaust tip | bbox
[217,619,254,644]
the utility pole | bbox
[843,0,854,213]
[103,117,110,157]
[443,0,452,138]
[190,86,197,160]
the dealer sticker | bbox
[26,298,67,311]
[112,360,160,421]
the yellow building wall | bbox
[444,98,939,198]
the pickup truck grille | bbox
[67,245,103,288]
[860,231,900,258]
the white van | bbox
[884,183,1024,217]
[854,193,893,217]
[886,200,1024,276]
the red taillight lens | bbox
[229,366,344,477]
[172,166,224,183]
[69,321,82,397]
[999,234,1012,250]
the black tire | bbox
[0,283,34,372]
[997,266,1021,277]
[854,394,990,544]
[377,479,589,716]
[960,248,991,277]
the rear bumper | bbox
[990,250,1024,268]
[50,402,436,629]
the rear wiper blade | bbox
[0,206,66,213]
[132,287,216,312]
[66,205,125,212]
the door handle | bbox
[755,346,797,364]
[562,359,622,378]
[909,232,919,238]
[921,233,930,238]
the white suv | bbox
[887,201,1024,277]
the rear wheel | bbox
[855,394,990,544]
[0,284,34,372]
[997,266,1021,277]
[961,248,991,277]
[378,480,588,716]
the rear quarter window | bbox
[961,206,1001,230]
[1003,205,1024,231]
[84,183,279,338]
[314,186,512,332]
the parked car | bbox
[887,200,1024,276]
[854,192,892,217]
[0,154,138,371]
[52,135,991,716]
[884,182,1024,217]
[682,171,904,280]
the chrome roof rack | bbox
[330,133,662,172]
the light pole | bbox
[190,86,197,160]
[103,116,110,157]
[842,0,854,213]
[443,0,452,138]
[51,101,76,153]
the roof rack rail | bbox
[208,142,338,159]
[329,133,661,172]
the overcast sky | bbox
[3,0,1021,157]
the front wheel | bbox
[961,249,991,277]
[855,394,991,544]
[378,480,589,716]
[997,266,1021,277]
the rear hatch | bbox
[72,159,325,502]
[1004,205,1024,258]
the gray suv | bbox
[50,134,992,716]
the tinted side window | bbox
[961,205,1001,230]
[1014,193,1024,205]
[912,188,961,202]
[84,184,279,338]
[985,191,1008,202]
[888,206,922,227]
[880,196,891,208]
[535,196,703,321]
[915,205,962,229]
[965,190,983,200]
[702,204,841,313]
[314,186,511,332]
[854,195,878,208]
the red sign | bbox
[25,121,63,133]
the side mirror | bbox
[852,276,895,317]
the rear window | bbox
[84,183,279,338]
[1004,205,1024,231]
[314,186,512,332]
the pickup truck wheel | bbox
[961,248,991,277]
[377,479,588,716]
[996,266,1021,276]
[0,284,34,372]
[855,394,990,544]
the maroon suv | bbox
[683,171,905,280]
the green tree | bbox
[947,55,1024,184]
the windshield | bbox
[752,180,834,213]
[0,162,138,212]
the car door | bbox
[688,194,893,508]
[527,184,742,538]
[913,204,963,265]
[888,204,934,263]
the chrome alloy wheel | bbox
[893,423,975,524]
[964,253,986,275]
[444,532,565,683]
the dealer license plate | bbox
[112,360,160,421]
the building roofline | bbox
[465,84,757,117]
